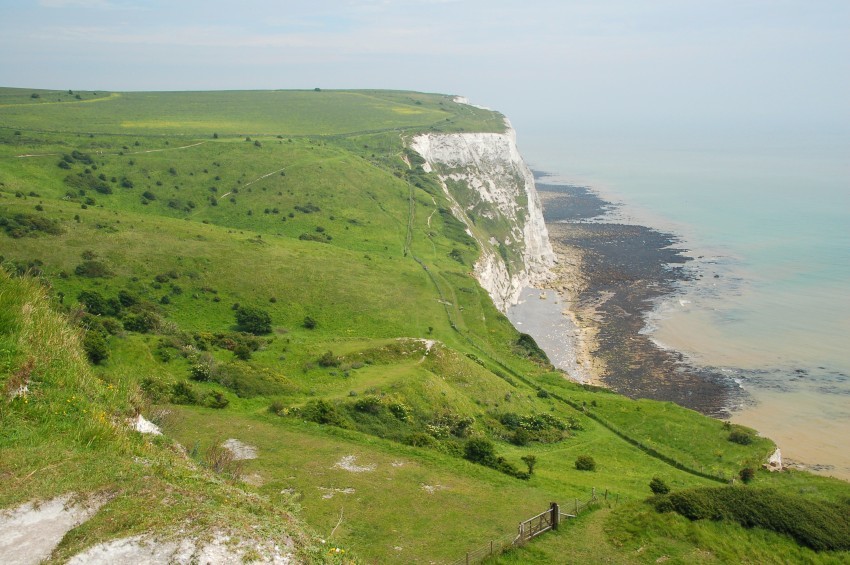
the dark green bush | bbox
[0,213,64,238]
[650,477,670,495]
[204,391,229,409]
[233,344,252,361]
[739,467,756,483]
[171,381,200,405]
[406,432,438,448]
[656,486,850,551]
[299,399,349,427]
[140,375,171,403]
[74,260,113,278]
[318,350,341,368]
[464,437,496,465]
[82,330,109,364]
[729,429,754,445]
[234,306,272,335]
[78,290,119,316]
[122,311,160,333]
[515,333,550,364]
[353,394,382,414]
[575,455,596,471]
[268,400,286,415]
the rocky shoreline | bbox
[536,177,739,418]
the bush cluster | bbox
[463,438,528,479]
[500,411,571,445]
[0,213,64,238]
[653,486,850,551]
[234,306,272,335]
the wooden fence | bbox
[450,490,606,565]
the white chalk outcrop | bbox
[410,119,555,311]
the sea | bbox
[512,124,850,480]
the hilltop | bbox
[1,88,849,564]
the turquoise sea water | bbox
[517,125,850,476]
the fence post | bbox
[550,502,560,530]
[466,551,469,565]
[605,489,609,501]
[592,487,596,500]
[490,540,493,555]
[574,498,578,515]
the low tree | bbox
[521,454,537,476]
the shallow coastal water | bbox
[515,128,850,480]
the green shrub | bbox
[318,350,341,368]
[739,467,755,484]
[171,381,200,405]
[204,391,229,409]
[303,316,317,329]
[464,437,496,466]
[657,486,850,551]
[74,260,113,278]
[235,306,272,335]
[78,290,120,316]
[82,330,109,364]
[233,344,252,360]
[521,455,537,475]
[268,400,287,415]
[406,432,438,448]
[510,428,531,446]
[0,213,64,238]
[515,333,550,364]
[122,311,160,333]
[649,477,670,495]
[387,401,411,422]
[575,455,596,471]
[140,375,171,403]
[729,429,754,445]
[299,399,349,428]
[353,394,382,414]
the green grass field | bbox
[2,87,848,564]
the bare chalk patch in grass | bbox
[318,487,356,499]
[0,494,107,565]
[332,455,375,473]
[420,484,446,494]
[222,438,258,460]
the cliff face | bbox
[411,122,555,311]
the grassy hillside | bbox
[2,87,849,564]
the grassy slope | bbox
[1,88,849,564]
[0,271,323,562]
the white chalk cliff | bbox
[410,119,555,311]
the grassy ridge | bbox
[2,87,849,563]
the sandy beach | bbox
[516,178,850,482]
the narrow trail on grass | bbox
[14,140,206,159]
[242,167,286,188]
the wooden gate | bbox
[516,503,559,544]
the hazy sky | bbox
[2,0,848,138]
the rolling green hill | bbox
[2,88,848,564]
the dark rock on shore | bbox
[536,179,739,417]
